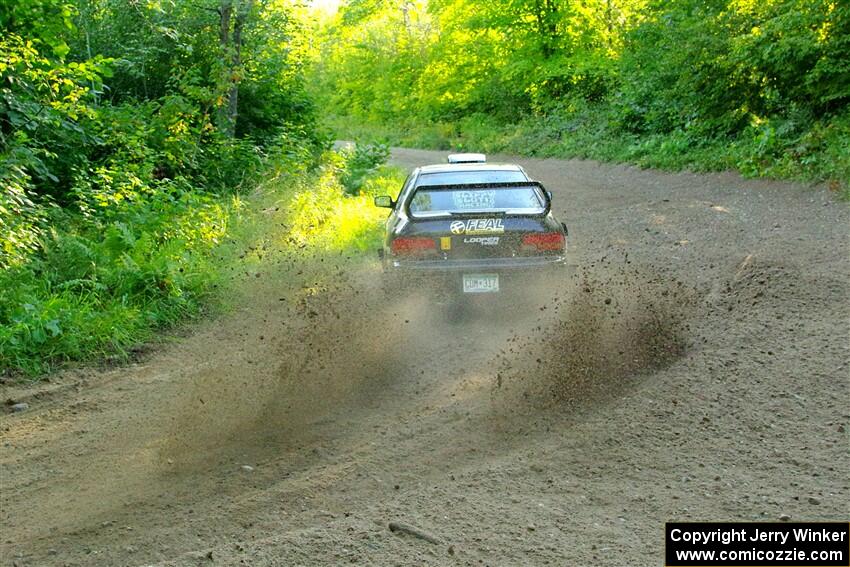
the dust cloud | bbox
[161,250,697,472]
[490,257,696,413]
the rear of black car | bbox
[377,181,568,295]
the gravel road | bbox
[1,148,848,566]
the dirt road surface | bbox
[2,148,848,566]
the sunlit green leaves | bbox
[315,0,846,134]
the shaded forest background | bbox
[0,0,330,373]
[1,0,847,375]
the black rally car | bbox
[374,154,568,294]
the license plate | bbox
[462,273,499,293]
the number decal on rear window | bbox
[452,190,496,210]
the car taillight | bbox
[391,236,437,256]
[521,232,565,251]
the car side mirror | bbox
[546,190,553,201]
[374,195,394,208]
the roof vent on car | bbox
[447,153,486,164]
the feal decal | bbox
[449,218,505,235]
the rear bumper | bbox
[386,255,567,272]
[382,255,568,294]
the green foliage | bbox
[0,0,76,58]
[0,189,241,374]
[312,0,647,121]
[338,142,390,195]
[0,0,326,376]
[287,147,405,252]
[314,0,849,191]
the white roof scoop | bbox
[447,153,486,164]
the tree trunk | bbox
[217,0,234,136]
[228,0,253,137]
[533,0,559,59]
[217,0,253,138]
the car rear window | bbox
[416,170,527,186]
[408,186,546,217]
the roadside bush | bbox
[0,184,250,375]
[287,148,405,252]
[338,142,391,195]
[0,157,46,269]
